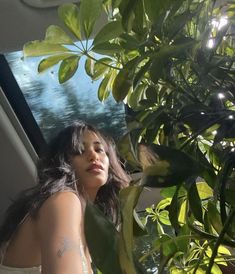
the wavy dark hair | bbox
[0,120,130,245]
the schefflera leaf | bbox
[23,40,69,57]
[58,3,82,40]
[45,25,74,44]
[113,57,140,102]
[38,53,77,73]
[138,144,202,187]
[58,55,80,83]
[80,0,103,39]
[93,20,123,46]
[85,203,122,274]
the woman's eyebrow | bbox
[82,141,103,146]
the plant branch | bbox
[85,52,121,70]
[180,115,227,150]
[206,207,235,274]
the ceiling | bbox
[0,0,62,53]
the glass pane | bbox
[4,51,127,142]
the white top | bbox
[0,264,41,274]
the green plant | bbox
[23,0,235,273]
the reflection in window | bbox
[4,51,127,142]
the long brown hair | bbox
[0,120,130,244]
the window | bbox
[1,51,127,156]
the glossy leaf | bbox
[93,21,123,45]
[207,201,223,234]
[119,186,143,274]
[58,55,80,83]
[196,182,213,200]
[92,42,122,56]
[113,57,140,102]
[188,182,203,223]
[139,144,202,187]
[85,203,122,274]
[128,84,146,110]
[45,25,74,44]
[93,58,113,80]
[38,53,76,73]
[119,0,138,32]
[58,3,81,40]
[23,41,69,57]
[80,0,102,39]
[85,57,94,78]
[169,186,181,231]
[143,0,171,23]
[98,74,111,101]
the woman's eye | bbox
[96,147,105,153]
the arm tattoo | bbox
[57,236,89,273]
[57,237,81,258]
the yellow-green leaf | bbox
[45,25,74,44]
[23,41,69,57]
[58,55,80,83]
[38,53,77,73]
[98,75,111,101]
[196,181,213,200]
[119,186,143,274]
[80,0,102,39]
[93,58,112,80]
[85,57,94,77]
[58,3,81,40]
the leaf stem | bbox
[85,52,120,70]
[206,207,235,274]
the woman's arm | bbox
[36,191,92,274]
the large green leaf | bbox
[38,53,76,73]
[128,84,146,110]
[93,57,113,80]
[98,74,111,101]
[188,182,203,223]
[58,55,80,83]
[85,57,95,78]
[143,0,171,23]
[92,42,122,56]
[58,3,81,40]
[85,203,122,274]
[207,201,223,234]
[113,68,132,102]
[113,57,140,102]
[93,21,123,45]
[119,0,138,32]
[45,25,74,44]
[80,0,102,39]
[119,186,143,274]
[139,144,202,187]
[23,41,69,57]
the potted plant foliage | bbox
[23,0,235,273]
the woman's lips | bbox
[87,164,103,172]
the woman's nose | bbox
[87,149,98,161]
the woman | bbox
[0,120,130,274]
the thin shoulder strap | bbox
[0,212,30,264]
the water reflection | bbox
[5,51,127,142]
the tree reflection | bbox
[5,51,127,142]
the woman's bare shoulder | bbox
[36,191,84,228]
[42,191,82,207]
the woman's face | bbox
[71,130,110,197]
